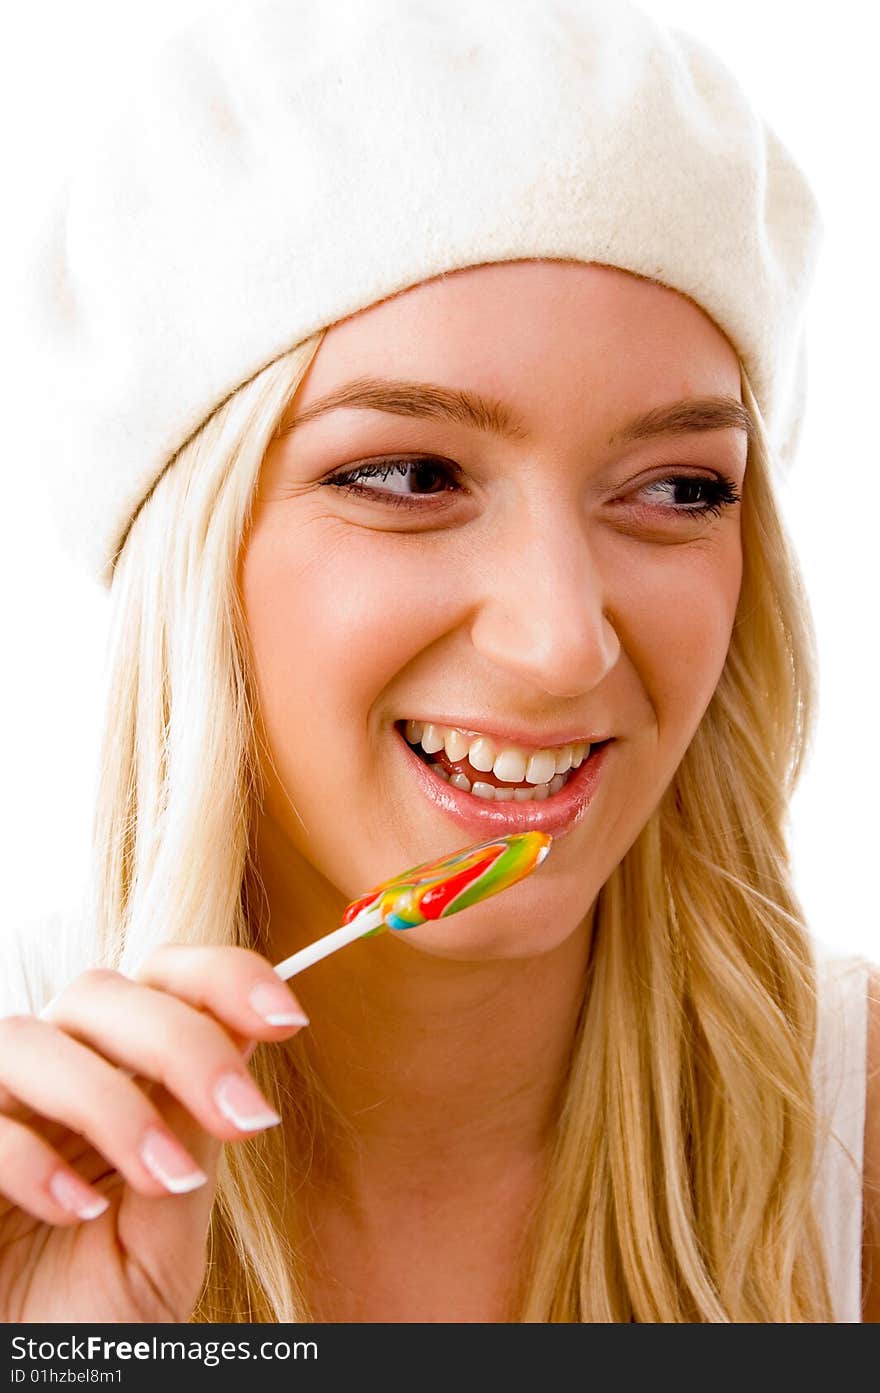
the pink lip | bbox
[395,728,614,839]
[404,717,613,749]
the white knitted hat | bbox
[19,0,822,590]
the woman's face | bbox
[239,261,748,960]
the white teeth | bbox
[493,748,527,783]
[426,761,564,802]
[554,745,573,774]
[470,778,554,801]
[467,736,496,773]
[525,751,557,785]
[451,776,557,802]
[420,723,446,755]
[471,782,496,800]
[444,728,471,761]
[401,720,596,794]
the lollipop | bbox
[273,831,551,981]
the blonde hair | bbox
[83,329,833,1321]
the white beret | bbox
[20,0,822,590]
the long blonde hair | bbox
[83,328,833,1321]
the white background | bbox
[0,1,876,962]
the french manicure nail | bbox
[248,981,310,1027]
[213,1072,282,1131]
[49,1169,110,1220]
[140,1127,209,1194]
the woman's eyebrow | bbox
[282,376,755,444]
[609,395,755,445]
[283,377,528,439]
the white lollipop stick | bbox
[273,905,384,981]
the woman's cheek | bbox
[241,510,464,779]
[307,521,465,664]
[633,539,742,750]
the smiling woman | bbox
[3,0,877,1326]
[241,263,750,882]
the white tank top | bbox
[812,949,870,1322]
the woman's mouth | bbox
[393,720,614,838]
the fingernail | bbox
[248,981,309,1027]
[49,1170,110,1220]
[213,1072,282,1132]
[140,1128,209,1194]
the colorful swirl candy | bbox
[273,831,553,980]
[342,831,552,934]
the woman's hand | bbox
[0,945,308,1322]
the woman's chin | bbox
[387,906,590,964]
[393,932,536,963]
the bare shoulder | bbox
[862,965,880,1322]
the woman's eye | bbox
[320,457,741,521]
[634,473,742,520]
[320,456,462,509]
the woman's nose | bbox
[467,509,620,699]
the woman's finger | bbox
[133,943,309,1037]
[0,1112,112,1226]
[0,1014,210,1198]
[39,970,290,1139]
